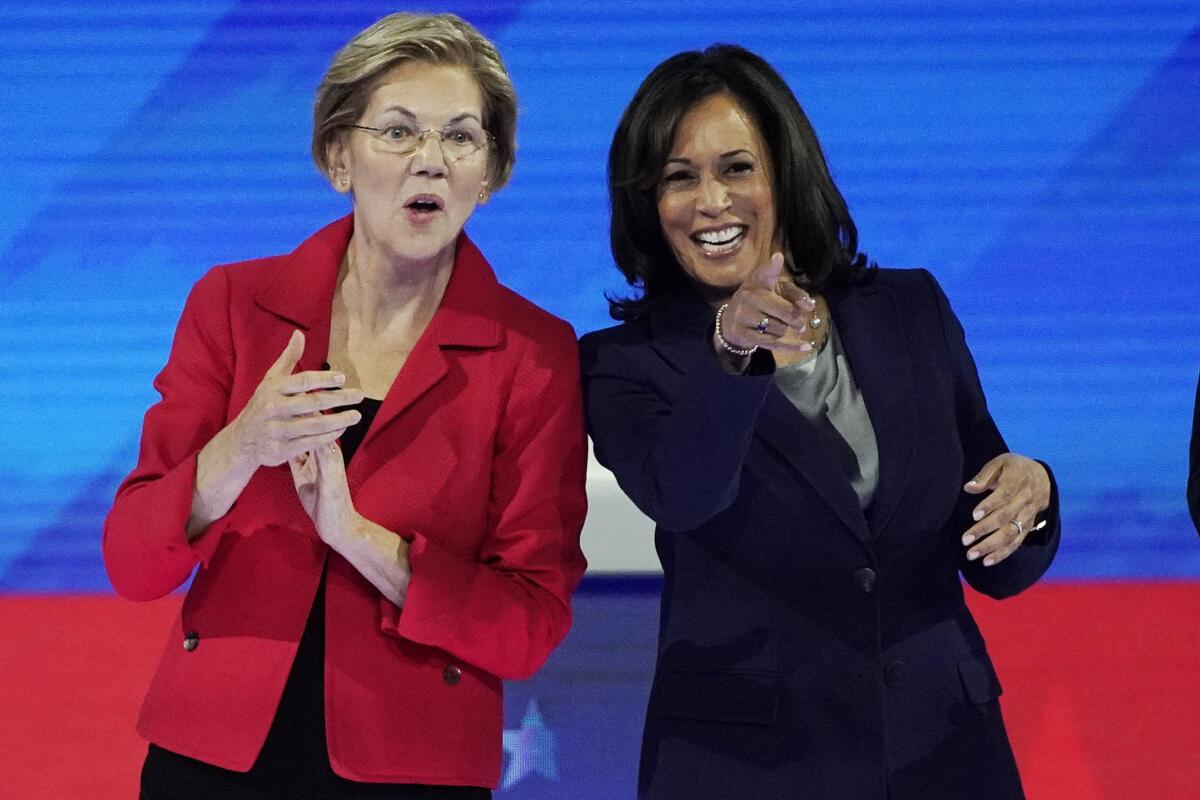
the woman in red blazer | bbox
[103,13,586,799]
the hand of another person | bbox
[229,330,363,467]
[715,252,817,356]
[961,453,1052,566]
[289,442,358,545]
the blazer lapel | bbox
[755,391,872,541]
[354,235,503,458]
[647,288,872,541]
[253,216,351,372]
[253,217,503,480]
[826,281,916,539]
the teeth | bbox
[693,226,745,254]
[695,226,743,245]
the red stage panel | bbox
[1,583,1197,799]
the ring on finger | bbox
[755,317,771,334]
[1009,518,1024,536]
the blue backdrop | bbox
[1,4,1197,581]
[2,4,1198,797]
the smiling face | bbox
[332,60,491,269]
[656,93,778,301]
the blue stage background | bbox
[1,3,1198,794]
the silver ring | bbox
[755,317,770,334]
[1010,519,1024,536]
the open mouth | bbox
[405,195,444,217]
[691,225,746,255]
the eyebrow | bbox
[377,106,482,125]
[663,149,755,166]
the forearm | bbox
[186,423,258,540]
[593,343,772,531]
[331,515,412,607]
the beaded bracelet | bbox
[715,303,757,357]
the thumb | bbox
[744,252,786,292]
[964,456,1004,493]
[266,330,305,378]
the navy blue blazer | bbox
[580,268,1060,800]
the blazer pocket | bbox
[652,668,782,725]
[957,651,1003,706]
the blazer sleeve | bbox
[102,266,237,601]
[580,324,775,532]
[923,269,1061,599]
[379,322,588,680]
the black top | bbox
[141,399,490,800]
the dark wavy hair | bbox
[607,45,873,320]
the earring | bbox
[478,190,486,201]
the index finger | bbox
[278,369,347,396]
[743,252,785,292]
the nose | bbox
[695,175,731,217]
[408,132,448,178]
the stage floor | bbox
[1,581,1197,799]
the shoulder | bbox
[487,282,580,367]
[207,252,290,297]
[860,266,954,318]
[202,216,352,304]
[866,266,939,295]
[577,316,655,368]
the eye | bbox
[726,160,754,175]
[661,170,695,185]
[380,124,414,140]
[443,126,477,146]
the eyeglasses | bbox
[348,122,492,162]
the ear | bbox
[327,135,352,194]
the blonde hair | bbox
[312,13,517,190]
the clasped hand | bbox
[230,330,364,543]
[961,453,1052,566]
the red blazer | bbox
[102,216,588,787]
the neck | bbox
[338,233,456,334]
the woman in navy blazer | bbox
[581,46,1060,800]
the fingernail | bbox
[972,509,984,521]
[967,550,979,561]
[966,480,978,487]
[333,372,345,383]
[962,535,975,546]
[983,557,994,567]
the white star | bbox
[500,697,559,790]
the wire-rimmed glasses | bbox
[348,122,492,162]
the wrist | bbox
[711,328,752,374]
[714,303,757,358]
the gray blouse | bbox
[772,320,880,509]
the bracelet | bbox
[715,303,757,357]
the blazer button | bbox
[182,631,200,652]
[442,664,462,686]
[853,567,877,593]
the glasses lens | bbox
[438,123,488,160]
[357,123,489,161]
